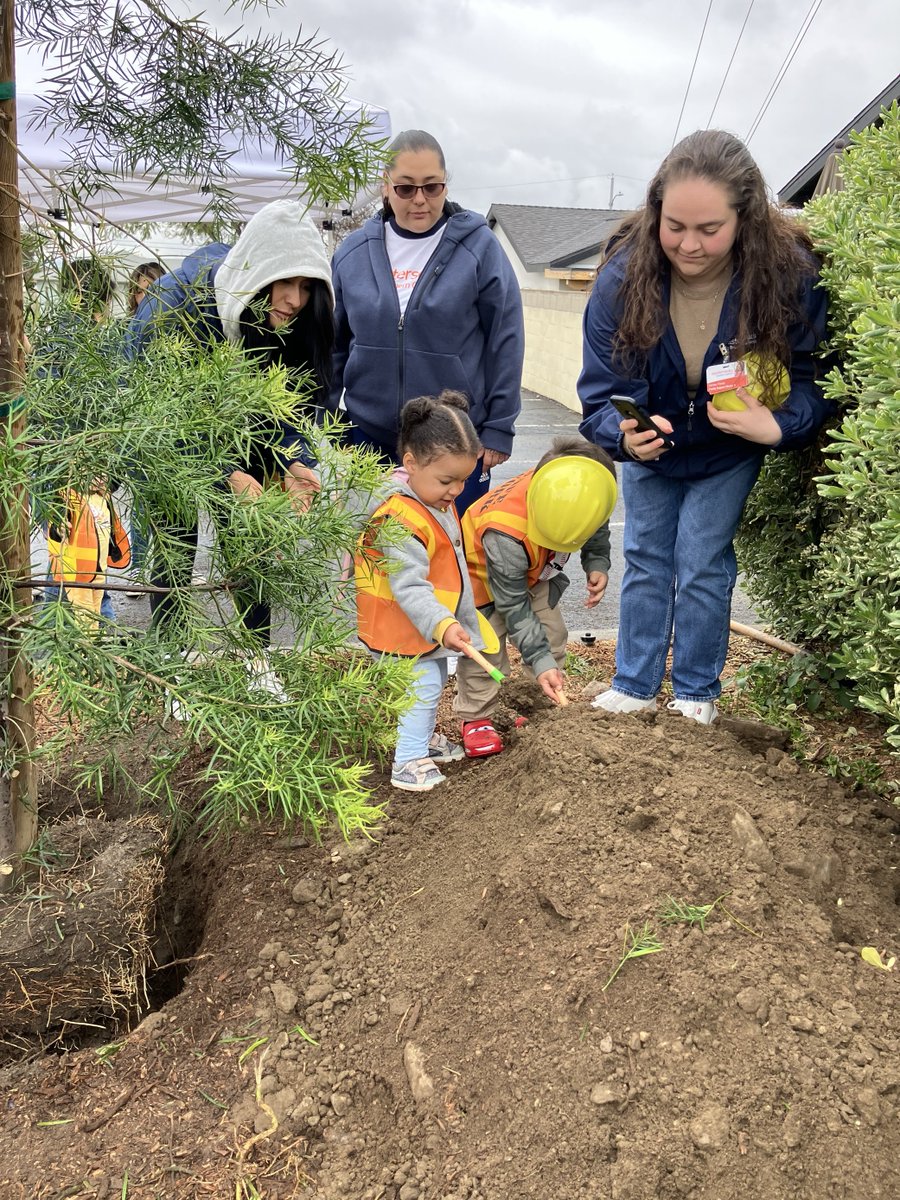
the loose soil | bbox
[1,640,898,1199]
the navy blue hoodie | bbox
[331,208,524,456]
[578,248,831,479]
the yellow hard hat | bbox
[526,456,618,553]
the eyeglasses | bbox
[388,180,447,200]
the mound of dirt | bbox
[1,698,898,1199]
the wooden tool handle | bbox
[460,642,499,675]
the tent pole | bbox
[0,8,38,884]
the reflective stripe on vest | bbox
[48,490,132,584]
[461,470,551,607]
[355,493,464,657]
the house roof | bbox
[778,72,900,206]
[487,204,627,271]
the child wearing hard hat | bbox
[454,436,618,757]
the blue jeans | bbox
[613,456,762,702]
[394,656,448,765]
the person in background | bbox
[331,129,524,516]
[126,200,334,641]
[454,437,617,757]
[47,488,131,631]
[123,261,165,594]
[37,259,121,624]
[127,261,165,315]
[579,129,831,724]
[355,391,483,793]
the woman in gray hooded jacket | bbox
[126,200,334,637]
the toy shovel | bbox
[460,613,505,683]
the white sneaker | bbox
[591,688,657,713]
[245,655,288,701]
[667,698,718,725]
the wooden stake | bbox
[729,620,801,656]
[0,10,38,882]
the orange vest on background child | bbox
[48,490,131,584]
[355,493,465,657]
[461,471,552,607]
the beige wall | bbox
[493,226,559,291]
[521,288,589,413]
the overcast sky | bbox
[16,0,900,215]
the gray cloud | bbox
[19,0,899,216]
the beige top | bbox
[669,259,733,397]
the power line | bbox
[454,171,648,194]
[706,0,756,128]
[671,0,716,147]
[745,0,825,145]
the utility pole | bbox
[0,0,38,883]
[608,174,624,209]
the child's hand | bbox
[585,570,609,608]
[537,667,565,703]
[441,622,471,652]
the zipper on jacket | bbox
[687,398,694,432]
[412,263,445,312]
[397,312,405,414]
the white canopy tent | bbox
[15,92,391,226]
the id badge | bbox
[706,359,749,394]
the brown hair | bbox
[608,129,817,406]
[128,261,165,314]
[535,435,616,483]
[399,389,481,465]
[382,130,448,220]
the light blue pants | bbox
[394,656,448,766]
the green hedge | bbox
[738,103,900,750]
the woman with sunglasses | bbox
[331,129,524,513]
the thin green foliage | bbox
[601,921,664,992]
[8,319,412,842]
[660,895,723,932]
[737,104,900,757]
[16,1,387,220]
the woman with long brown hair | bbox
[579,129,831,723]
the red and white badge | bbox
[706,359,749,394]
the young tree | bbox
[0,1,403,879]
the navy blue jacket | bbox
[578,250,831,479]
[331,209,524,455]
[125,244,315,470]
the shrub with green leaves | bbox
[5,315,412,842]
[738,104,900,752]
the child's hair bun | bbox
[435,389,470,413]
[398,390,481,464]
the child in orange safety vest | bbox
[355,390,485,793]
[47,488,131,630]
[455,436,618,757]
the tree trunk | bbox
[0,3,38,882]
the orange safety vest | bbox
[48,490,131,584]
[355,493,465,657]
[461,470,552,607]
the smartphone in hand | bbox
[610,395,675,450]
